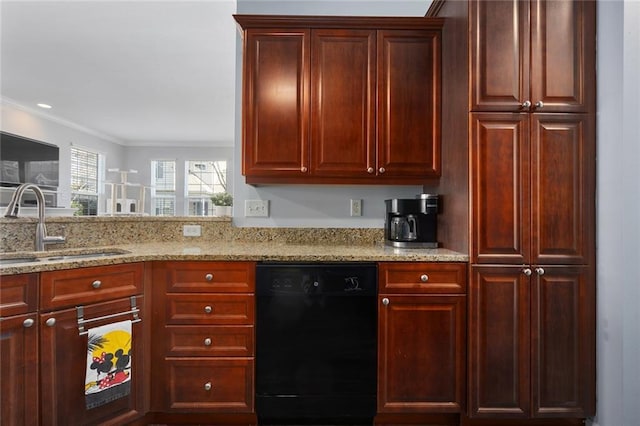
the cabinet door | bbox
[310,29,376,177]
[470,0,529,111]
[471,113,530,264]
[531,114,595,265]
[0,313,39,426]
[531,265,595,417]
[529,0,596,113]
[242,29,310,181]
[468,266,530,418]
[40,297,145,426]
[377,29,441,178]
[378,295,465,413]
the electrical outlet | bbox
[350,199,362,217]
[183,224,201,237]
[245,199,269,217]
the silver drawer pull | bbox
[204,382,212,391]
[420,274,429,282]
[382,297,390,306]
[92,280,102,289]
[204,338,212,346]
[205,273,213,281]
[23,318,35,328]
[204,305,213,314]
[46,318,56,327]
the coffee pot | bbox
[384,194,439,248]
[389,215,418,241]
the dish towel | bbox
[84,319,132,410]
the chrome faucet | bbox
[4,183,66,251]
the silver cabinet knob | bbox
[535,267,545,276]
[535,101,544,108]
[205,273,213,282]
[378,167,386,174]
[45,318,56,327]
[204,382,212,391]
[523,268,532,276]
[522,100,532,109]
[92,280,102,289]
[382,297,390,306]
[204,305,213,314]
[367,167,374,174]
[301,166,308,173]
[204,338,212,346]
[23,318,35,328]
[420,274,429,283]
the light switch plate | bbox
[245,199,269,217]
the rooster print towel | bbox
[84,319,132,410]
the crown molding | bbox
[0,96,126,145]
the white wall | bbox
[594,1,640,425]
[232,1,432,228]
[0,100,126,207]
[124,145,233,215]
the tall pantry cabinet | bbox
[430,0,596,422]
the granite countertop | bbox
[0,241,469,275]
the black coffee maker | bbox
[384,194,439,248]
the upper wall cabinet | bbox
[470,0,595,113]
[234,16,443,185]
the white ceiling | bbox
[1,0,238,147]
[1,0,432,148]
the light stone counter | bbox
[0,241,468,275]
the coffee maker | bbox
[384,194,439,248]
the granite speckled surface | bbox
[0,217,468,275]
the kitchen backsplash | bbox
[0,216,384,253]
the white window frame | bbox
[70,146,104,215]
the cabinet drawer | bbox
[165,325,254,357]
[166,294,255,325]
[0,273,38,316]
[165,358,254,412]
[162,261,256,293]
[379,262,466,294]
[40,263,144,310]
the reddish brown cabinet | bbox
[377,263,466,415]
[0,273,39,426]
[151,261,256,418]
[470,112,595,265]
[468,265,595,418]
[429,0,596,422]
[39,263,146,426]
[236,16,442,184]
[470,0,595,113]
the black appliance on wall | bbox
[0,131,60,206]
[255,262,377,425]
[385,194,439,248]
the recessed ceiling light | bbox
[37,103,52,109]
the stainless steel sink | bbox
[41,250,130,262]
[0,256,39,265]
[0,249,129,266]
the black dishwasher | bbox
[256,262,377,425]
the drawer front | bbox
[165,358,254,412]
[379,262,467,294]
[163,261,256,293]
[165,325,254,357]
[166,294,255,325]
[40,263,144,310]
[0,273,38,316]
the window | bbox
[186,160,227,216]
[151,160,176,216]
[70,147,100,215]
